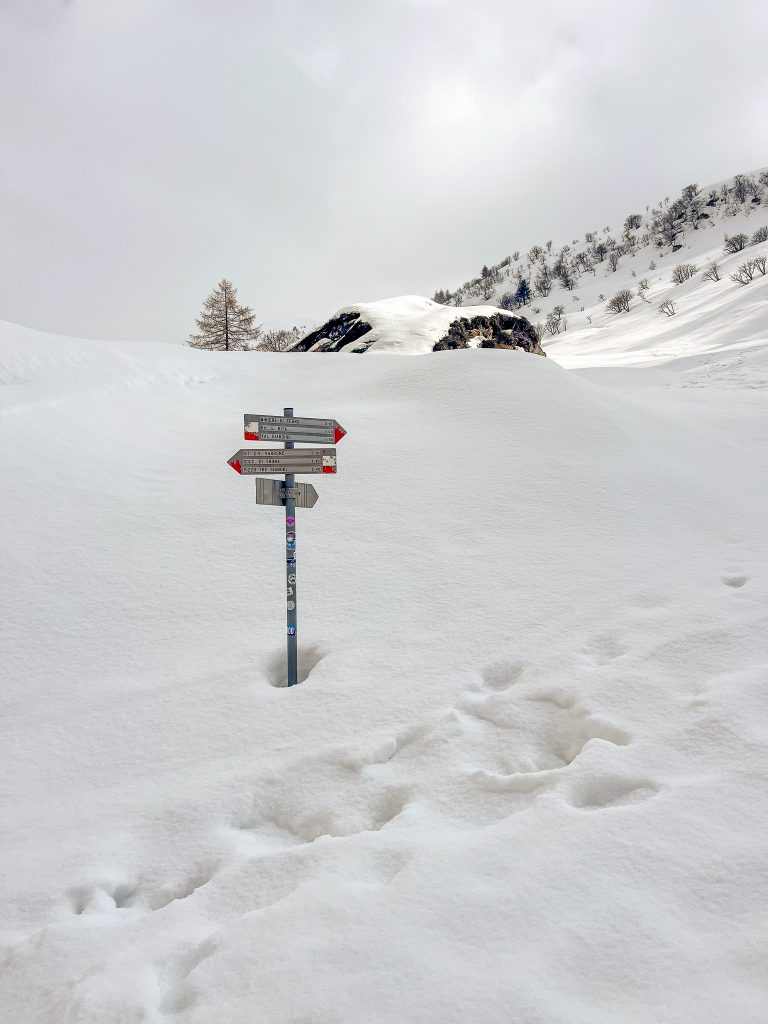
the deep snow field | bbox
[1,301,768,1022]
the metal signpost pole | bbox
[229,409,345,687]
[284,407,298,686]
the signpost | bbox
[227,407,345,686]
[254,479,319,509]
[227,449,336,475]
[244,414,346,445]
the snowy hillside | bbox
[2,308,768,1021]
[440,168,768,369]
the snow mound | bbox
[295,295,538,354]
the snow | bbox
[302,294,515,353]
[459,177,768,374]
[2,272,768,1021]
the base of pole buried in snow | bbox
[266,644,326,688]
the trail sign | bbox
[244,414,346,445]
[254,479,319,509]
[227,408,343,687]
[227,448,337,475]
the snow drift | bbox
[2,313,768,1022]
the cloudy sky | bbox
[1,0,766,341]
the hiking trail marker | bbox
[227,408,345,686]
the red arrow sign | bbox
[227,448,337,475]
[243,414,346,444]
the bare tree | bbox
[479,265,501,301]
[188,279,261,350]
[607,250,621,272]
[751,225,768,244]
[606,289,633,313]
[257,327,302,352]
[702,260,721,282]
[730,260,757,285]
[658,300,676,317]
[723,233,749,254]
[624,213,642,232]
[732,174,751,203]
[754,255,767,275]
[545,305,565,335]
[637,278,651,302]
[671,263,698,285]
[534,266,553,297]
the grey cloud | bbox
[0,0,766,340]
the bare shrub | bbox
[607,250,621,272]
[750,225,768,244]
[671,262,698,285]
[606,289,633,314]
[724,233,749,253]
[658,300,676,317]
[754,255,767,275]
[257,327,302,352]
[702,260,721,282]
[730,260,757,285]
[545,305,566,335]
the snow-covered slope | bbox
[297,294,530,353]
[2,315,768,1022]
[447,169,768,371]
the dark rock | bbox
[433,313,544,356]
[672,244,684,252]
[292,311,373,353]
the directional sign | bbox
[244,414,346,445]
[227,447,337,475]
[228,406,344,689]
[255,479,319,508]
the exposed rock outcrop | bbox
[292,311,374,353]
[433,313,544,355]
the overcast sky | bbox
[1,0,766,341]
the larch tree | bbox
[188,279,261,350]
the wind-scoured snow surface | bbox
[1,308,768,1023]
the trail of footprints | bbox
[67,655,655,923]
[60,654,656,1018]
[226,655,655,856]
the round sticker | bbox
[286,532,296,549]
[286,516,296,527]
[287,600,296,611]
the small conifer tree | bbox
[188,279,260,350]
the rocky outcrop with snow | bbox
[292,295,543,355]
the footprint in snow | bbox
[566,776,658,810]
[721,574,749,589]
